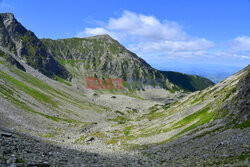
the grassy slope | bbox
[103,66,249,147]
[0,59,113,137]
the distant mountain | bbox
[156,62,244,83]
[161,71,214,91]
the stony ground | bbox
[146,128,250,166]
[0,127,142,167]
[1,126,249,167]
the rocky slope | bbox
[0,13,71,80]
[0,63,249,166]
[41,36,172,90]
[41,35,214,92]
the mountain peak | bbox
[0,12,71,80]
[0,12,14,18]
[87,34,114,40]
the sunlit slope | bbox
[0,54,111,137]
[103,65,249,147]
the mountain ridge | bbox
[0,13,71,80]
[41,35,214,92]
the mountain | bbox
[41,35,173,91]
[0,12,214,92]
[161,71,215,91]
[41,36,214,92]
[0,13,71,80]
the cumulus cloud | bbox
[76,10,215,58]
[76,27,126,41]
[129,38,214,53]
[107,11,187,40]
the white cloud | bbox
[76,27,125,41]
[230,36,250,51]
[76,10,215,59]
[129,38,214,53]
[107,11,187,40]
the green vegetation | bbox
[171,106,216,136]
[222,87,237,102]
[214,108,230,120]
[234,119,250,129]
[108,116,130,124]
[56,75,72,86]
[0,69,85,123]
[40,128,61,138]
[106,138,119,145]
[0,59,5,64]
[162,71,214,92]
[74,135,86,144]
[90,131,107,140]
[123,126,135,136]
[0,70,57,107]
[115,110,124,115]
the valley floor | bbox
[0,126,249,166]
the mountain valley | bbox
[0,13,249,166]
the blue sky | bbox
[0,0,250,81]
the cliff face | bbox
[0,13,71,80]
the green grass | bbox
[11,68,91,111]
[55,75,72,86]
[0,84,78,123]
[191,98,200,104]
[74,135,86,144]
[0,70,82,123]
[106,138,120,145]
[222,87,237,102]
[123,126,134,136]
[115,110,124,115]
[177,110,215,135]
[173,107,211,129]
[40,128,61,138]
[0,59,5,64]
[214,108,230,120]
[108,116,130,124]
[0,70,58,108]
[234,119,250,129]
[90,131,107,140]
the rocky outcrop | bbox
[236,65,250,123]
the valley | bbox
[0,13,249,166]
